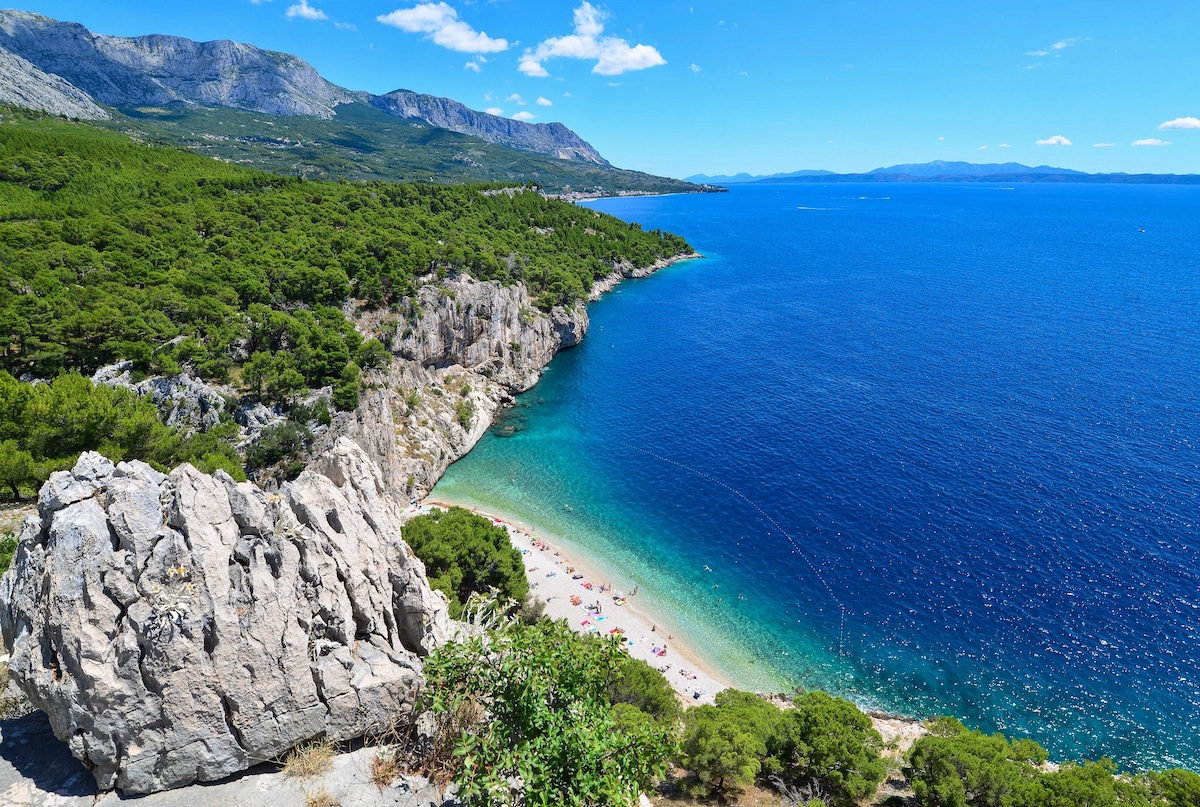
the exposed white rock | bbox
[0,10,356,119]
[91,363,229,435]
[315,274,587,497]
[0,439,451,794]
[0,45,109,119]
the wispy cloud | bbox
[1026,37,1082,57]
[690,63,702,74]
[998,143,1011,148]
[378,2,508,53]
[1036,135,1072,146]
[1092,142,1115,148]
[1159,117,1200,130]
[1132,138,1170,146]
[1024,37,1082,68]
[508,93,527,105]
[334,21,357,31]
[978,145,989,150]
[286,0,326,20]
[536,96,553,106]
[464,60,482,72]
[512,111,536,122]
[519,2,666,77]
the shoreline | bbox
[420,498,731,706]
[416,497,928,751]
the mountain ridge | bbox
[688,160,1200,185]
[0,8,607,167]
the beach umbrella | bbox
[615,591,624,599]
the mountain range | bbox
[0,9,695,193]
[688,160,1199,185]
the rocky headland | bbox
[320,254,701,499]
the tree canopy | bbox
[402,506,528,618]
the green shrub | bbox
[402,506,527,618]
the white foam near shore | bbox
[417,500,731,706]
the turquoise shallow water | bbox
[434,183,1200,771]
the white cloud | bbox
[1026,37,1081,57]
[511,111,536,121]
[484,107,503,115]
[1132,138,1170,146]
[937,136,944,141]
[1036,135,1072,146]
[999,143,1011,148]
[978,145,989,150]
[508,93,527,105]
[334,21,357,31]
[519,2,666,77]
[1159,117,1200,130]
[690,63,701,73]
[536,96,553,106]
[562,91,572,98]
[378,2,508,53]
[286,0,326,20]
[1092,142,1115,148]
[464,60,482,72]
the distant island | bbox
[688,160,1200,185]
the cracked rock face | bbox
[0,439,451,794]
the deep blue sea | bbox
[433,183,1200,771]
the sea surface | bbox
[432,183,1200,771]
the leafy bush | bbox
[244,421,312,475]
[423,616,676,806]
[608,655,682,725]
[402,506,527,618]
[0,532,16,576]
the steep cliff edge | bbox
[320,256,698,499]
[0,9,355,118]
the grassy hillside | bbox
[107,102,701,194]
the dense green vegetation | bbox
[0,369,244,498]
[423,612,677,807]
[0,110,690,385]
[402,507,528,618]
[679,689,885,804]
[906,717,1200,807]
[109,102,704,195]
[0,109,691,493]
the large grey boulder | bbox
[0,439,451,794]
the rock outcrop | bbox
[0,439,451,794]
[0,45,109,119]
[91,361,229,435]
[0,10,356,118]
[316,274,588,496]
[370,90,608,165]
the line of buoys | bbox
[621,442,851,667]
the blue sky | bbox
[14,1,1200,177]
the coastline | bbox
[404,243,929,749]
[416,496,928,752]
[421,497,731,706]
